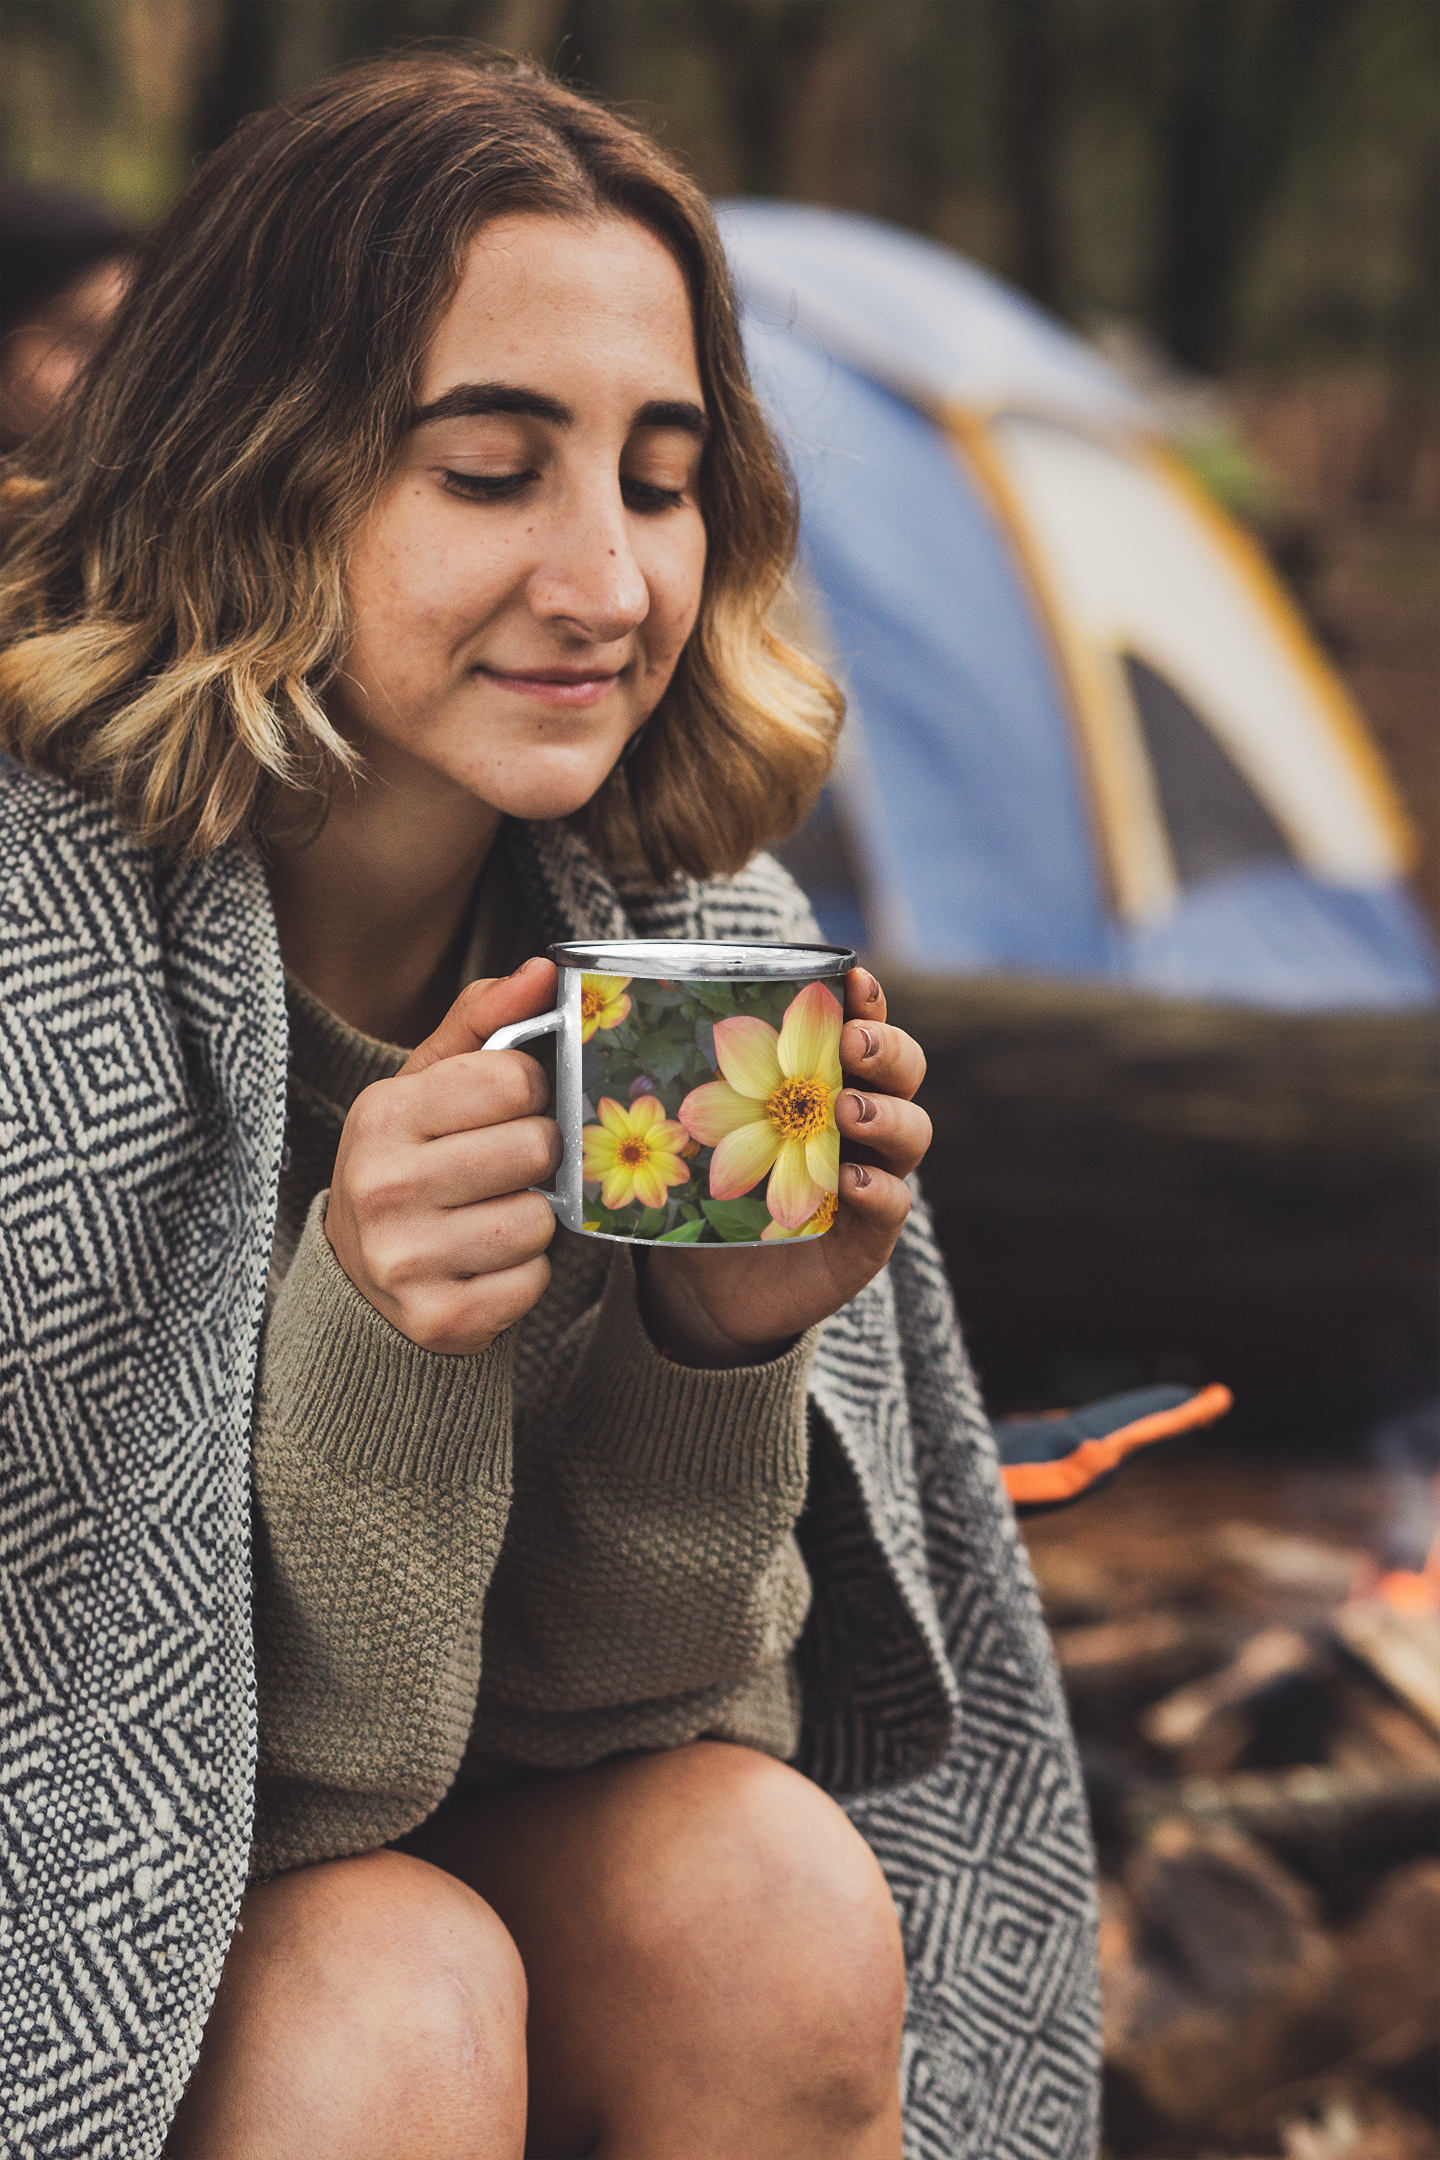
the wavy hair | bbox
[0,51,840,879]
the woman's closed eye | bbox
[441,467,686,514]
[621,475,686,513]
[442,468,535,502]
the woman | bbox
[0,51,1099,2160]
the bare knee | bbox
[170,1849,526,2158]
[604,1744,907,2126]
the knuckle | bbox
[522,1118,562,1184]
[518,1191,558,1249]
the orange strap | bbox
[1001,1383,1234,1507]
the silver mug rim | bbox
[549,939,855,982]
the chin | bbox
[460,747,626,826]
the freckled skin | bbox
[332,213,709,828]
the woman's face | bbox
[333,212,708,824]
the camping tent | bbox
[718,202,1439,1010]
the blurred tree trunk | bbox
[689,0,846,198]
[194,0,287,156]
[991,0,1061,310]
[1154,0,1356,371]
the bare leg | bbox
[401,1741,907,2160]
[164,1849,527,2160]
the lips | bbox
[477,664,622,707]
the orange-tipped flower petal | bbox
[711,1014,784,1101]
[708,1117,783,1200]
[805,1122,840,1194]
[678,1078,763,1145]
[761,1191,839,1240]
[764,1134,825,1229]
[776,981,843,1089]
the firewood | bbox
[1328,1674,1440,1776]
[1100,1820,1340,2136]
[1332,1601,1440,1734]
[1051,1609,1233,1718]
[1140,1627,1328,1775]
[1129,1764,1440,1865]
[1335,1859,1440,2053]
[1212,1522,1363,1605]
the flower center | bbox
[617,1137,650,1166]
[765,1076,832,1141]
[580,986,606,1021]
[809,1192,839,1232]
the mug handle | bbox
[484,1002,584,1229]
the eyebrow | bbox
[410,383,707,437]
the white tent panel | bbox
[717,200,1148,436]
[988,416,1406,886]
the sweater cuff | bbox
[260,1191,512,1487]
[561,1252,816,1493]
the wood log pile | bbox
[1020,1453,1440,2158]
[884,973,1439,1440]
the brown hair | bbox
[0,50,840,878]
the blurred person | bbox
[0,53,1099,2160]
[0,177,133,449]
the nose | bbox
[528,477,649,645]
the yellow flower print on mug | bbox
[582,1095,692,1212]
[579,972,632,1044]
[678,981,842,1230]
[760,1190,840,1241]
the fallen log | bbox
[1332,1600,1440,1734]
[1127,1763,1440,1873]
[1139,1626,1330,1776]
[1051,1609,1233,1719]
[883,971,1439,1431]
[1100,1820,1340,2138]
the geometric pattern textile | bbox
[1,770,1100,2157]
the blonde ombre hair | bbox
[0,52,840,881]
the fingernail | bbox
[853,1025,877,1059]
[858,970,880,1004]
[847,1163,871,1190]
[846,1091,876,1124]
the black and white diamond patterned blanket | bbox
[1,765,1100,2157]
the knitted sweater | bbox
[251,974,816,1877]
[0,767,1102,2160]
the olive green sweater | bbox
[248,975,817,1879]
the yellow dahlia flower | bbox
[582,1095,692,1212]
[579,972,632,1044]
[761,1190,840,1241]
[679,981,843,1230]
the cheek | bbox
[644,521,708,657]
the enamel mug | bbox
[485,940,857,1246]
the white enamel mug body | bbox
[485,939,856,1247]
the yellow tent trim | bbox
[1142,442,1417,876]
[943,403,1177,924]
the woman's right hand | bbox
[324,958,563,1355]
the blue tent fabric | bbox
[745,314,1113,975]
[1121,862,1440,1010]
[726,204,1440,1013]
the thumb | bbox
[398,956,558,1077]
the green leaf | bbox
[687,980,742,1015]
[636,1207,669,1237]
[655,1216,708,1243]
[631,1038,688,1087]
[700,1196,772,1243]
[679,1203,700,1221]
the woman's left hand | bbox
[638,968,931,1367]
